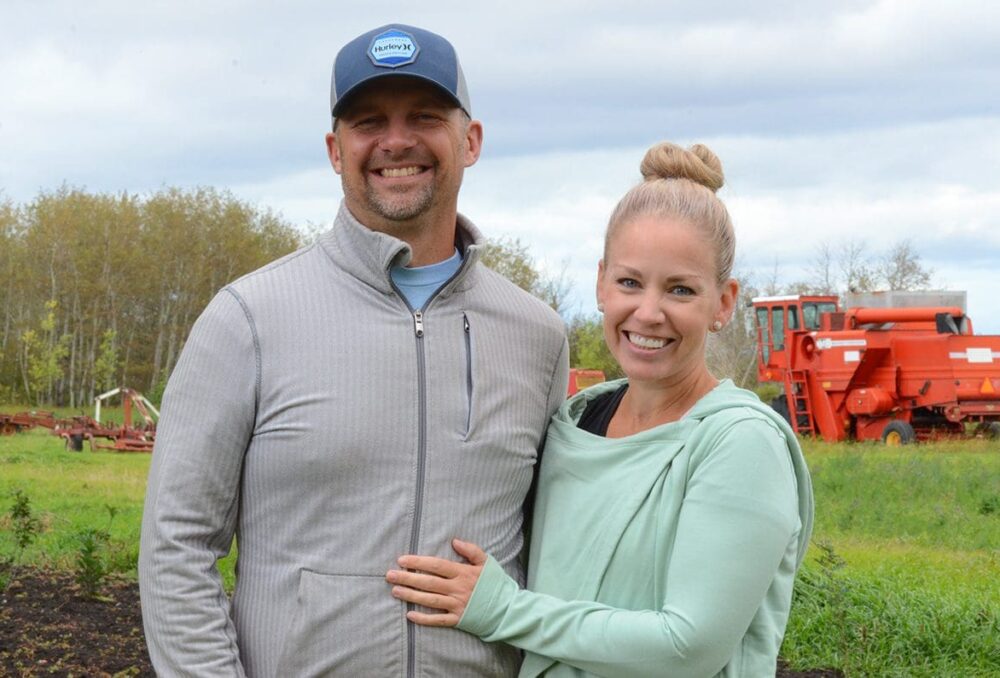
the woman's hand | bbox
[386,538,487,627]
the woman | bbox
[386,141,814,677]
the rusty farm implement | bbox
[0,387,158,452]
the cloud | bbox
[2,1,998,329]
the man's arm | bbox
[139,289,258,677]
[544,337,570,422]
[522,336,569,565]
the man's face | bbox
[326,77,483,236]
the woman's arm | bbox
[390,418,801,678]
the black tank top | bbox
[577,383,628,437]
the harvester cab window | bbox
[803,304,818,330]
[788,307,799,330]
[802,302,836,330]
[772,308,786,350]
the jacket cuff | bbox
[456,554,517,637]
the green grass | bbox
[0,426,236,587]
[781,438,1000,676]
[1,424,997,675]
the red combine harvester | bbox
[752,294,1000,444]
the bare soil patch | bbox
[1,567,841,677]
[0,568,152,677]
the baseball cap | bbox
[331,24,471,121]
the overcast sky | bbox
[3,1,999,330]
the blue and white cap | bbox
[331,24,471,121]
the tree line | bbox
[0,186,934,407]
[0,187,302,407]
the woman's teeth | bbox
[627,332,667,349]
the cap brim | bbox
[332,72,467,118]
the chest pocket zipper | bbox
[463,312,473,437]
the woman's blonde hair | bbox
[604,142,735,285]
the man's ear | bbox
[464,120,484,168]
[325,132,343,174]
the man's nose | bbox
[378,118,417,154]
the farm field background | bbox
[1,422,998,676]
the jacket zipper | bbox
[404,304,427,678]
[463,313,472,436]
[389,256,470,678]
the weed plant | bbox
[1,488,43,589]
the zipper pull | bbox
[413,310,424,337]
[463,314,470,333]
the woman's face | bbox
[597,216,736,388]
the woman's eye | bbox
[617,278,639,289]
[671,286,695,296]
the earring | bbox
[711,320,723,332]
[597,303,604,313]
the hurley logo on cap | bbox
[368,28,420,68]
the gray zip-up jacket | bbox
[139,204,569,677]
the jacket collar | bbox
[318,201,483,297]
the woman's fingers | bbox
[396,554,460,577]
[388,539,486,624]
[405,610,460,627]
[451,538,487,565]
[386,568,456,594]
[390,585,455,611]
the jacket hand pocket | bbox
[276,570,402,676]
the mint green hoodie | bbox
[457,380,814,677]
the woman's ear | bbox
[596,259,606,311]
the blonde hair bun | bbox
[639,142,725,193]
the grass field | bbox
[781,440,999,676]
[1,424,997,676]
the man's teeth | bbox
[628,332,667,349]
[380,166,422,178]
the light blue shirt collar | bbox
[390,248,463,310]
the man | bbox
[139,23,569,677]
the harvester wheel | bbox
[67,433,84,452]
[770,395,791,425]
[882,420,916,446]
